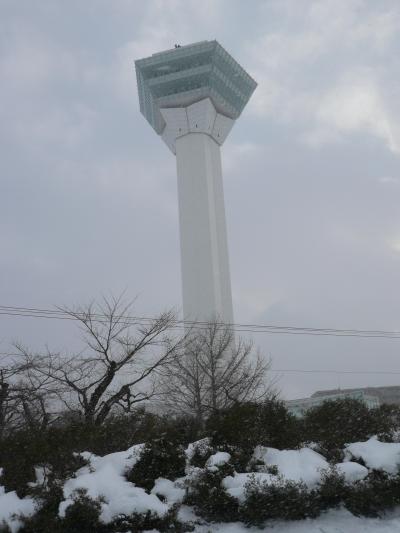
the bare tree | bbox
[0,365,20,438]
[0,354,59,436]
[16,296,185,426]
[158,322,274,426]
[16,363,60,431]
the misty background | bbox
[1,0,400,399]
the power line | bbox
[0,304,400,339]
[2,306,399,379]
[0,304,396,334]
[0,352,399,377]
[1,304,400,339]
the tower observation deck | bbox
[135,40,257,325]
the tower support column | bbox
[175,132,234,324]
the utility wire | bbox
[0,304,400,339]
[0,352,399,376]
[0,352,399,377]
[0,304,396,334]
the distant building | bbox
[312,386,400,406]
[286,390,380,418]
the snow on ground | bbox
[345,437,400,474]
[192,509,400,533]
[59,444,168,523]
[0,486,36,533]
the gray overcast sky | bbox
[1,0,400,399]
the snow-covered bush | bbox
[184,462,239,522]
[316,466,349,511]
[4,433,400,531]
[345,436,400,473]
[252,446,329,486]
[58,488,106,533]
[4,400,400,531]
[21,488,187,533]
[186,438,214,469]
[372,404,400,442]
[302,398,379,461]
[240,475,318,526]
[0,410,184,499]
[109,506,191,533]
[207,400,301,470]
[0,424,94,497]
[17,484,64,532]
[126,437,186,492]
[343,469,400,518]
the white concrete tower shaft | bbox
[176,132,233,324]
[159,97,235,323]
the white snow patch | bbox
[151,477,185,504]
[206,452,231,469]
[28,465,52,489]
[192,508,400,532]
[222,472,277,502]
[253,446,328,486]
[59,444,168,523]
[0,486,36,532]
[178,504,198,524]
[345,437,400,474]
[336,461,368,482]
[78,443,144,475]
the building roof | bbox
[135,40,257,136]
[312,386,400,406]
[286,389,380,417]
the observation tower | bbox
[135,40,256,324]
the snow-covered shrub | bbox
[316,466,349,511]
[0,409,166,496]
[109,505,192,533]
[207,400,301,470]
[372,404,400,442]
[158,415,201,446]
[80,410,161,456]
[19,488,109,533]
[18,485,64,532]
[184,462,239,522]
[240,475,318,526]
[57,488,107,533]
[252,446,329,486]
[187,439,214,469]
[344,436,400,473]
[126,437,186,491]
[0,486,36,533]
[302,398,379,461]
[0,425,90,498]
[343,469,400,518]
